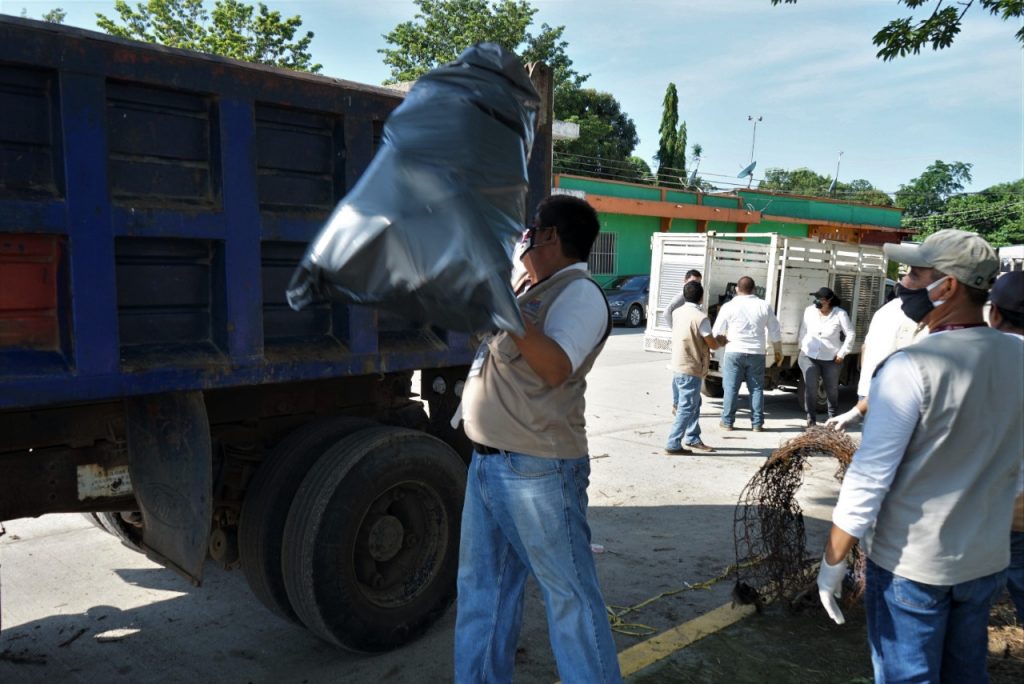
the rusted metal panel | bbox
[0,441,133,520]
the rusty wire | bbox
[732,426,863,609]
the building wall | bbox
[556,175,901,279]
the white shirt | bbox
[798,305,855,360]
[540,263,608,373]
[856,298,927,397]
[832,350,923,539]
[711,294,782,354]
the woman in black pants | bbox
[797,287,854,428]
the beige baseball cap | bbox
[883,229,998,289]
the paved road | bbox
[0,328,857,683]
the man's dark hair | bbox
[685,269,702,281]
[683,281,704,304]
[994,304,1024,331]
[737,276,755,294]
[536,195,600,262]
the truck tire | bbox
[701,377,724,398]
[238,416,376,624]
[795,375,828,414]
[282,426,466,652]
[83,511,144,552]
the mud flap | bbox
[124,391,212,586]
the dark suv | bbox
[603,275,650,327]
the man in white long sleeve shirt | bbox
[662,269,702,328]
[710,276,782,431]
[816,230,1023,683]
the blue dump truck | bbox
[0,16,552,652]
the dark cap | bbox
[811,287,836,300]
[990,271,1024,314]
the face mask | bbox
[898,276,949,323]
[813,299,824,309]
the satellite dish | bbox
[737,161,757,179]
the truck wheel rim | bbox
[353,481,445,608]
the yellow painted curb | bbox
[617,601,757,677]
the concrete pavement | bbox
[0,328,856,683]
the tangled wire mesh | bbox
[732,426,863,609]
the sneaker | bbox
[718,423,734,431]
[752,425,765,432]
[805,418,816,429]
[685,440,716,453]
[664,445,693,455]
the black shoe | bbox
[665,446,693,455]
[752,425,765,432]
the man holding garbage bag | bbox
[455,195,621,684]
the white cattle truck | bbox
[643,233,887,409]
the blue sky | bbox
[8,0,1023,195]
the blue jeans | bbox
[1009,530,1024,624]
[865,558,1007,683]
[667,372,702,448]
[720,352,765,428]
[454,450,622,684]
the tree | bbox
[894,160,973,217]
[19,6,66,22]
[626,156,655,184]
[656,83,679,183]
[95,0,321,72]
[771,0,1024,60]
[43,7,66,23]
[674,120,688,180]
[379,0,586,92]
[554,88,639,180]
[760,167,894,206]
[906,178,1024,246]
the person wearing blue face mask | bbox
[816,229,1023,683]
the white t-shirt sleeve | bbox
[838,309,856,357]
[766,306,782,343]
[832,351,923,539]
[698,316,712,337]
[711,303,730,336]
[543,279,608,373]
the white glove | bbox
[825,407,862,432]
[817,553,846,625]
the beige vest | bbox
[670,305,710,377]
[462,268,611,459]
[864,326,1024,585]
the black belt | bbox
[472,442,501,455]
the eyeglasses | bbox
[521,223,554,242]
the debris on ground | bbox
[732,427,859,607]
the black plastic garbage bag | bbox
[286,43,540,336]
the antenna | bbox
[828,151,844,197]
[747,115,762,164]
[687,154,702,187]
[745,115,762,188]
